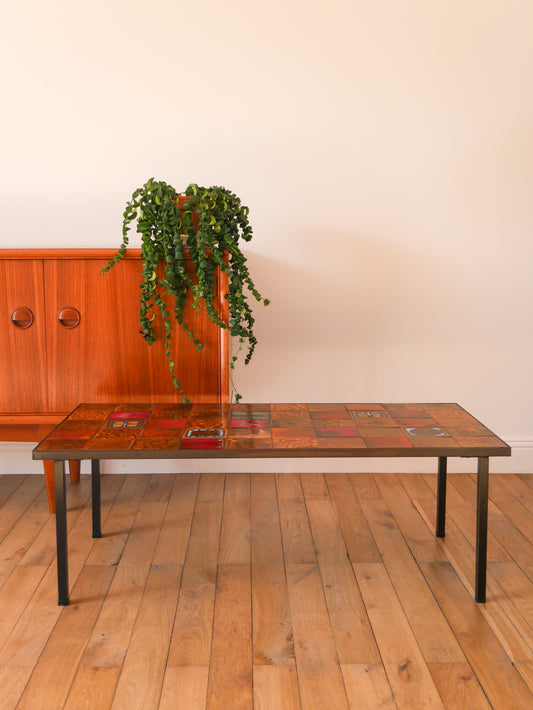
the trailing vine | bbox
[101,178,269,402]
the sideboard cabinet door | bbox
[45,258,223,411]
[0,260,48,412]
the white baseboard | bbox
[1,439,531,475]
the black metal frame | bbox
[52,454,492,606]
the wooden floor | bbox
[1,472,533,709]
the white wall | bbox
[1,1,532,472]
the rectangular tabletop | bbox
[33,402,511,460]
[32,403,511,606]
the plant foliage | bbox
[101,178,269,402]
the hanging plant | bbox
[101,178,269,402]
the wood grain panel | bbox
[0,259,47,412]
[45,258,223,409]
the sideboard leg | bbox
[44,460,55,513]
[54,460,69,606]
[475,457,490,603]
[91,460,102,539]
[68,460,81,482]
[436,456,447,537]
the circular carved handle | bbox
[11,307,34,329]
[58,307,81,328]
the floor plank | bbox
[206,564,253,710]
[0,471,532,709]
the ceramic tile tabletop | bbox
[33,403,511,460]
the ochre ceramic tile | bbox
[272,428,317,439]
[308,403,347,411]
[68,404,116,420]
[364,437,413,449]
[317,437,366,448]
[270,403,308,411]
[310,410,351,419]
[85,438,134,450]
[37,439,91,451]
[271,419,315,428]
[272,437,319,449]
[345,404,385,410]
[409,437,460,448]
[132,437,181,450]
[226,437,273,449]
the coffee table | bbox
[33,402,511,605]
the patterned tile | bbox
[315,427,360,438]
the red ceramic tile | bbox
[144,419,187,429]
[315,427,359,437]
[229,419,266,429]
[179,438,225,449]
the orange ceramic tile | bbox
[316,438,366,448]
[364,437,413,449]
[307,403,347,411]
[270,403,309,411]
[226,437,273,449]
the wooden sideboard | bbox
[0,249,229,509]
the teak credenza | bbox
[0,249,229,509]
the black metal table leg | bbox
[91,459,102,538]
[475,456,489,603]
[54,459,69,606]
[436,456,447,537]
